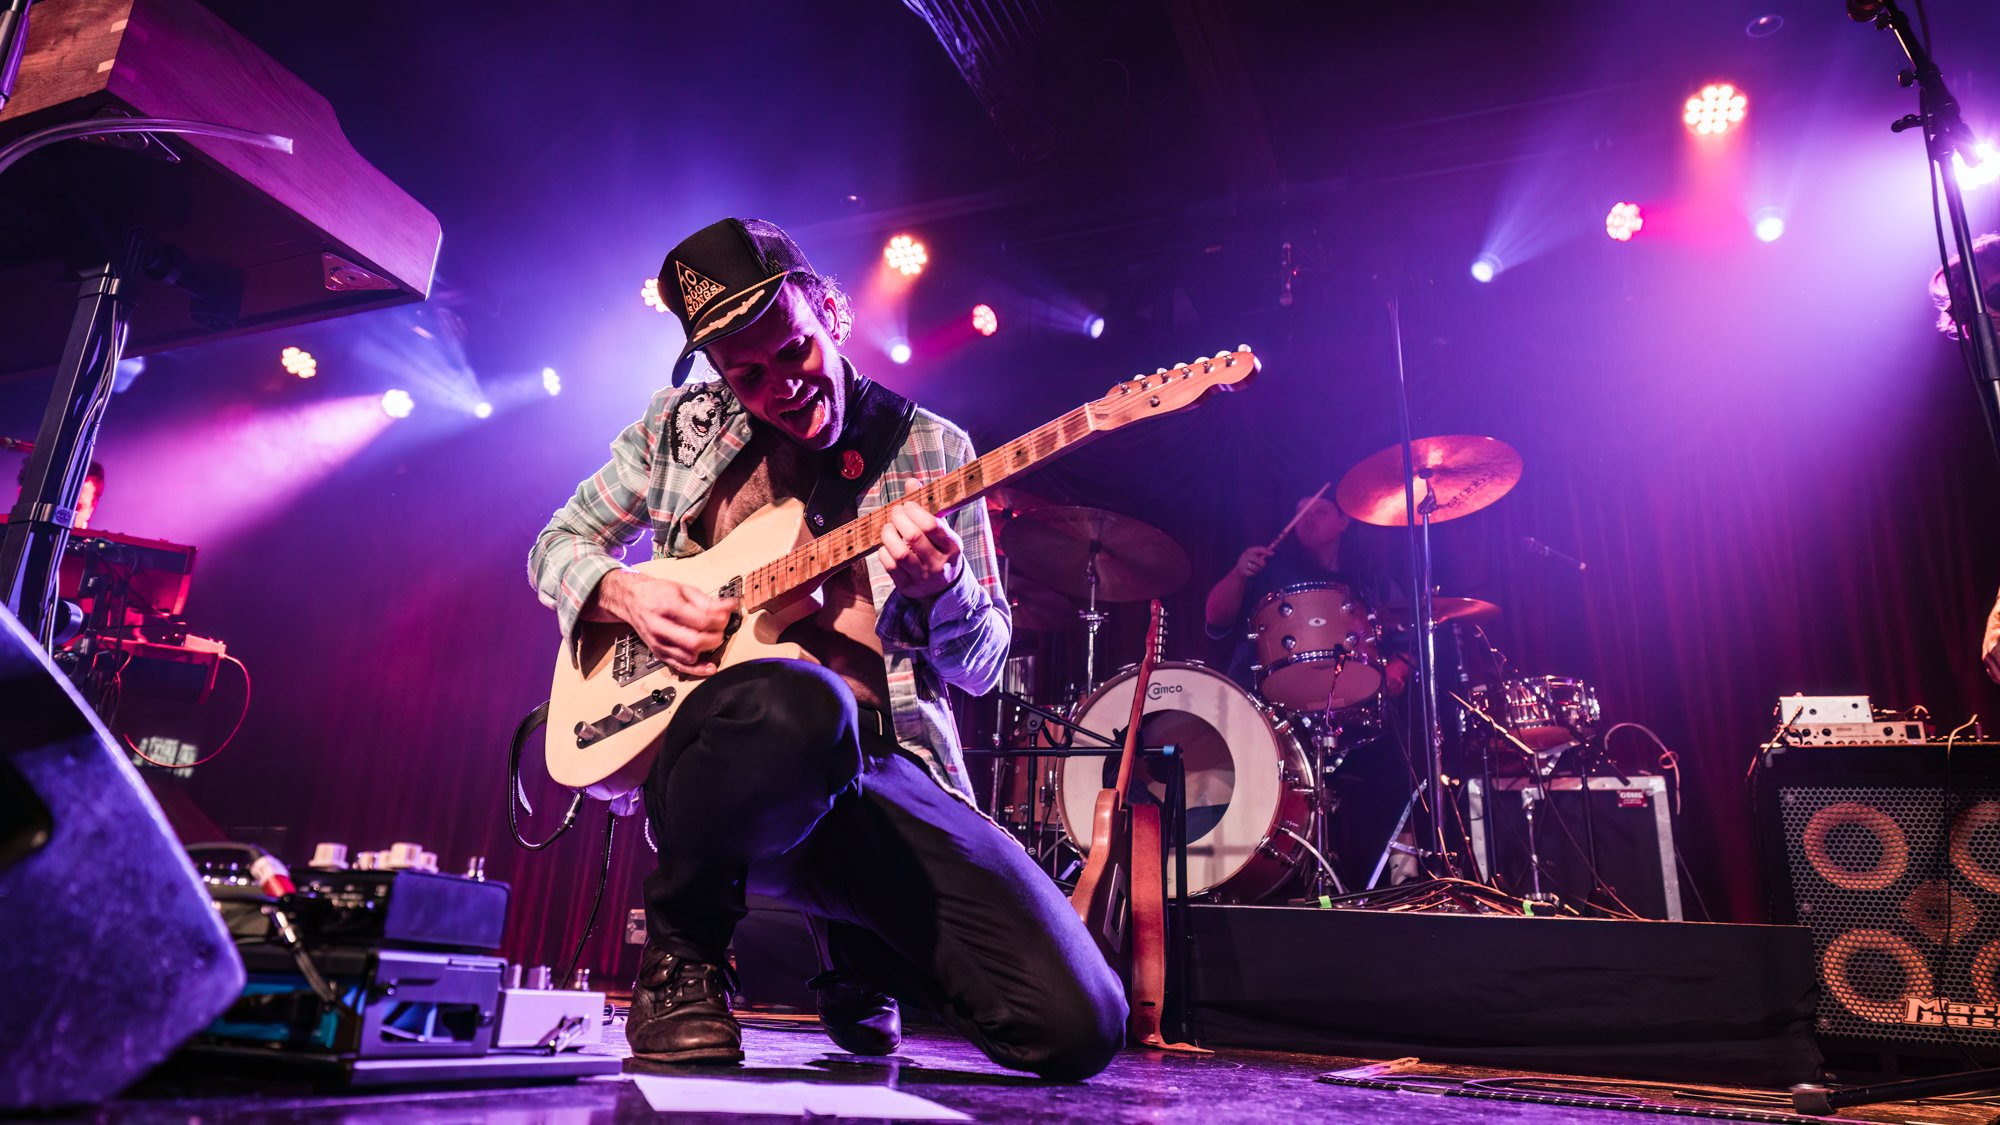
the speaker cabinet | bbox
[1761,742,2000,1061]
[0,607,245,1108]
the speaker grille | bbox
[1781,785,2000,1047]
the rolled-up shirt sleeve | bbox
[876,429,1011,695]
[528,390,663,639]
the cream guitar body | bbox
[546,499,822,801]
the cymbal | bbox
[1379,596,1501,627]
[1003,572,1079,633]
[984,485,1058,518]
[999,506,1190,602]
[1335,435,1522,527]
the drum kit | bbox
[978,434,1609,907]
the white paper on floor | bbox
[629,1074,971,1120]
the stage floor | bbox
[54,1016,2000,1125]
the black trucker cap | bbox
[659,218,819,385]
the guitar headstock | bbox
[1144,599,1166,665]
[1085,346,1259,434]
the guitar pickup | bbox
[611,633,666,686]
[575,686,677,747]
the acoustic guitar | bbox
[545,347,1260,801]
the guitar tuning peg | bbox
[1213,350,1231,360]
[1236,344,1251,353]
[1154,367,1169,375]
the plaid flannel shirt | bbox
[528,374,1010,797]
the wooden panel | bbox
[0,0,440,373]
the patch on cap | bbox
[675,261,726,317]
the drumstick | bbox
[1265,482,1332,552]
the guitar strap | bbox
[804,367,916,538]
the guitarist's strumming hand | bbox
[597,569,738,677]
[876,501,962,604]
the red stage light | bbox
[1683,83,1747,136]
[1605,202,1644,242]
[971,304,998,336]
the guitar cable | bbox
[507,701,582,850]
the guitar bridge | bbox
[575,685,678,748]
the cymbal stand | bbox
[1079,543,1107,691]
[1378,293,1458,877]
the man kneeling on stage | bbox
[529,218,1125,1078]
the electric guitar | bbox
[545,347,1259,801]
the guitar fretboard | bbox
[739,403,1096,609]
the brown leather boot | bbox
[626,942,742,1064]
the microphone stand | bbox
[1851,0,2000,471]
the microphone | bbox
[1523,536,1587,572]
[0,435,31,452]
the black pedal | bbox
[285,869,509,953]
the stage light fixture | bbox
[1753,209,1786,242]
[971,304,998,336]
[641,276,671,313]
[280,346,316,379]
[1955,142,2000,189]
[381,389,414,418]
[1605,202,1644,242]
[1085,315,1106,339]
[1683,83,1747,136]
[883,234,928,277]
[1470,255,1500,283]
[888,340,912,365]
[473,401,494,419]
[542,366,562,396]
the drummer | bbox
[1203,492,1412,696]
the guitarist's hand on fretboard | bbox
[594,569,738,677]
[876,501,964,602]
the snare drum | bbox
[1250,582,1384,711]
[1057,661,1312,902]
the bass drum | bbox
[1057,661,1312,903]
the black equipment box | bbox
[287,869,509,952]
[1467,774,1683,920]
[208,945,504,1059]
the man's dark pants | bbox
[641,659,1127,1081]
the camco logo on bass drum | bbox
[1147,683,1184,700]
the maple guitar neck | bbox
[736,403,1095,611]
[726,345,1259,611]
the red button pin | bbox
[841,450,865,480]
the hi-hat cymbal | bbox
[1003,572,1079,633]
[1378,596,1501,627]
[999,506,1190,602]
[1335,435,1522,527]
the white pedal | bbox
[494,988,606,1050]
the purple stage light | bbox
[1606,202,1644,243]
[971,304,998,336]
[1471,255,1500,283]
[1752,209,1785,243]
[473,401,494,419]
[888,340,912,365]
[1683,83,1747,136]
[381,389,414,418]
[542,366,562,396]
[1084,315,1106,339]
[1955,142,2000,190]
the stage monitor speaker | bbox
[1467,774,1684,920]
[1761,741,2000,1063]
[0,606,245,1109]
